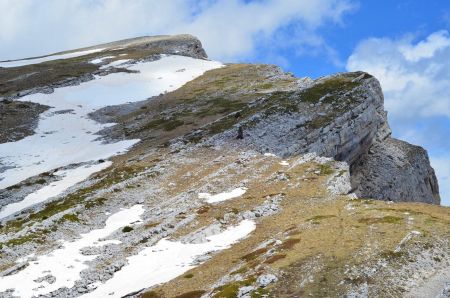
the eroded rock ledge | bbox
[0,34,440,206]
[103,66,440,204]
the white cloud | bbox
[0,0,355,61]
[347,30,450,205]
[399,31,450,62]
[347,30,450,119]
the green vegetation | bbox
[299,76,360,104]
[318,163,335,175]
[194,98,246,118]
[183,273,194,278]
[85,197,107,209]
[174,290,206,298]
[140,291,161,298]
[61,213,79,222]
[212,277,256,298]
[259,82,274,89]
[122,226,134,233]
[230,266,249,275]
[380,250,407,260]
[279,238,301,250]
[250,288,269,298]
[1,165,146,246]
[358,216,403,224]
[241,248,268,262]
[264,254,286,264]
[307,215,336,224]
[306,114,334,129]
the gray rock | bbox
[208,72,439,204]
[238,286,255,298]
[257,274,278,287]
[351,138,440,204]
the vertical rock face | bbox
[351,138,440,204]
[203,71,440,204]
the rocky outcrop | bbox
[0,99,49,143]
[0,35,448,298]
[351,138,440,204]
[206,72,439,203]
[1,34,440,205]
[100,63,440,204]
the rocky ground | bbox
[0,35,448,297]
[0,100,48,143]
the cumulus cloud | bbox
[347,30,450,205]
[347,30,450,119]
[0,0,355,62]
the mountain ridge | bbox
[0,35,448,298]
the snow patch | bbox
[90,56,115,64]
[279,161,289,166]
[0,205,145,298]
[0,162,112,220]
[264,153,277,157]
[0,55,222,215]
[81,220,256,298]
[199,187,247,203]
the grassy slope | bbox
[139,151,449,297]
[0,44,448,297]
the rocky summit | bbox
[0,35,448,298]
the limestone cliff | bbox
[0,35,448,298]
[101,66,440,204]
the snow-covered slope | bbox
[0,35,448,298]
[0,55,222,220]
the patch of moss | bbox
[380,250,407,260]
[61,213,79,222]
[307,215,336,223]
[183,273,194,278]
[140,116,185,132]
[258,83,274,90]
[174,290,206,298]
[318,163,334,176]
[196,206,210,214]
[250,288,269,298]
[1,165,145,240]
[230,266,249,275]
[212,283,240,298]
[85,197,107,209]
[299,76,360,104]
[6,229,51,246]
[242,248,268,262]
[358,216,403,225]
[279,238,301,250]
[163,119,184,131]
[195,98,246,118]
[140,290,161,298]
[122,226,134,233]
[213,277,257,298]
[264,254,287,264]
[307,114,334,129]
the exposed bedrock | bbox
[210,72,440,204]
[351,138,440,204]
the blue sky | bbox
[0,0,449,205]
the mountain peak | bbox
[0,36,447,297]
